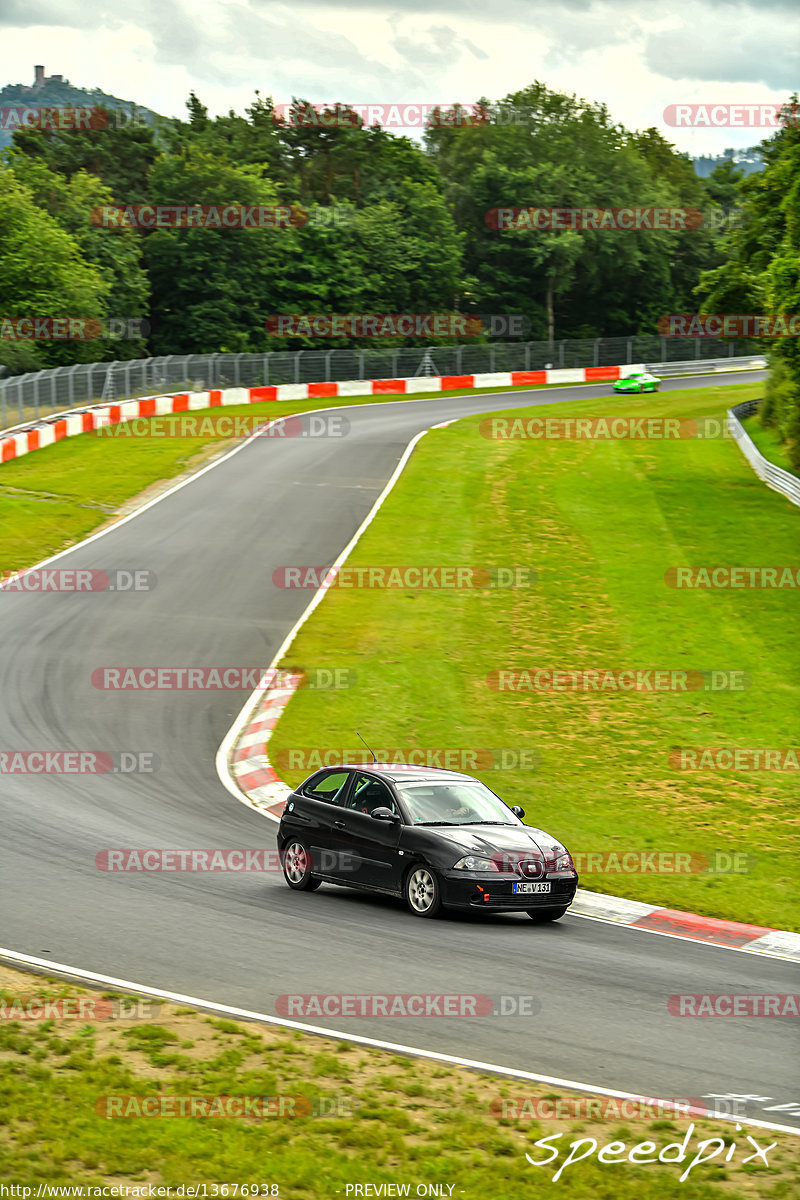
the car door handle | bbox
[334,820,346,829]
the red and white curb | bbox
[0,366,645,468]
[229,672,303,817]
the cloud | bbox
[644,23,800,89]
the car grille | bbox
[517,858,545,879]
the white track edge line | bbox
[214,417,454,804]
[0,946,795,1137]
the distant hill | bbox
[692,149,764,178]
[0,66,166,149]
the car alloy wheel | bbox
[405,865,442,918]
[281,841,321,891]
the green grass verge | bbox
[1,969,797,1195]
[270,381,799,930]
[741,417,794,473]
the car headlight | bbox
[453,855,497,872]
[547,851,576,876]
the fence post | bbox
[594,339,600,367]
[264,353,270,386]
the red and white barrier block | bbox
[0,366,644,468]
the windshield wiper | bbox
[461,821,515,826]
[414,821,461,826]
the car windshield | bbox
[395,781,521,826]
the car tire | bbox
[405,865,443,918]
[281,841,321,891]
[526,906,569,923]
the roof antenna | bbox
[356,731,377,763]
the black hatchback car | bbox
[277,764,578,920]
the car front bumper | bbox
[440,871,579,911]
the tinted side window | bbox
[303,770,350,805]
[348,774,398,815]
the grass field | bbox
[0,966,796,1196]
[741,416,793,472]
[269,381,800,930]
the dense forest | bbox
[0,83,797,466]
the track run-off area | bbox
[2,370,798,1135]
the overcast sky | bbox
[1,0,796,155]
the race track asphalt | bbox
[2,371,797,1129]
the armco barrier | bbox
[0,366,647,467]
[728,399,800,508]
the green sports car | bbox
[613,371,661,393]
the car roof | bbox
[321,762,477,783]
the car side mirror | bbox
[371,807,400,822]
[511,805,525,819]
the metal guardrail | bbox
[645,357,768,377]
[728,400,800,508]
[0,336,761,429]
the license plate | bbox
[513,881,551,894]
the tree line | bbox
[0,82,796,467]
